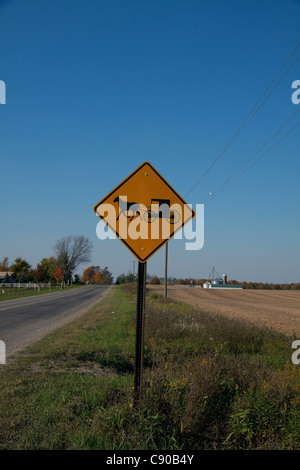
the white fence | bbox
[1,283,52,289]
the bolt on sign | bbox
[93,162,195,262]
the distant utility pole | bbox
[132,260,136,278]
[164,242,168,298]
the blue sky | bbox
[0,0,299,283]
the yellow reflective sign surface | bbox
[93,162,195,263]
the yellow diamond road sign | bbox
[93,162,195,263]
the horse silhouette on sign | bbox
[114,196,142,221]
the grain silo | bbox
[208,267,242,289]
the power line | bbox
[185,42,300,198]
[205,119,300,204]
[205,107,300,202]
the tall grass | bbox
[138,292,299,449]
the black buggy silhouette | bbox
[113,196,181,224]
[143,198,181,224]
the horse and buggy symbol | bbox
[114,196,181,224]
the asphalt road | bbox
[0,285,111,358]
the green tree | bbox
[115,272,136,284]
[100,266,113,284]
[73,274,82,284]
[40,257,58,282]
[10,257,32,282]
[2,272,11,283]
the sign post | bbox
[164,242,168,298]
[134,261,146,406]
[93,162,195,406]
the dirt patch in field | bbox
[147,286,300,336]
[28,360,117,377]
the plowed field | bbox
[147,285,300,336]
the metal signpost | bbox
[134,261,146,405]
[164,243,168,298]
[94,161,195,405]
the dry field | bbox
[147,285,300,336]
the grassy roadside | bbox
[0,284,299,450]
[0,284,83,302]
[0,285,136,450]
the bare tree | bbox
[54,235,93,285]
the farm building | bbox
[203,281,211,288]
[211,281,243,289]
[0,272,13,282]
[204,267,243,289]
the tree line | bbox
[0,235,113,286]
[114,272,300,289]
[169,278,300,289]
[81,265,113,285]
[173,278,300,289]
